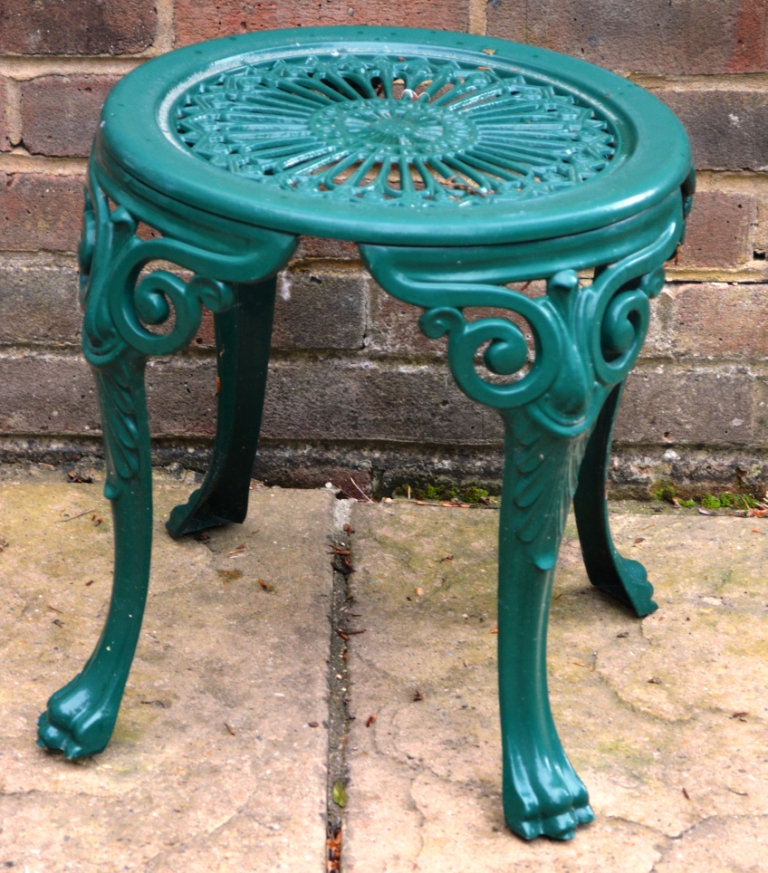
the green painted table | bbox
[36,26,694,841]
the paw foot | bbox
[504,749,594,841]
[514,799,594,841]
[37,711,90,759]
[36,677,116,759]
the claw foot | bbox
[504,748,594,841]
[36,674,119,759]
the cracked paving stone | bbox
[652,815,768,872]
[344,501,768,872]
[0,469,334,872]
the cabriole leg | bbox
[361,218,680,839]
[573,382,658,616]
[167,278,277,538]
[38,350,153,758]
[497,411,594,839]
[36,161,295,758]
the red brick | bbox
[21,76,119,158]
[654,90,768,172]
[677,192,756,269]
[487,0,768,76]
[0,0,157,55]
[670,284,768,360]
[0,173,85,253]
[0,78,11,152]
[174,0,470,47]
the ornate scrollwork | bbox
[80,184,237,365]
[419,291,561,410]
[78,163,295,487]
[114,269,234,357]
[407,219,679,439]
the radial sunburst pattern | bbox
[172,52,617,206]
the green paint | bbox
[36,25,692,843]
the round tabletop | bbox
[96,26,692,246]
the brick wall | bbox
[1,0,767,497]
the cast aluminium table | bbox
[36,27,693,841]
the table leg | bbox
[166,278,277,538]
[37,163,295,758]
[574,381,658,616]
[38,349,153,758]
[362,219,679,839]
[497,409,595,839]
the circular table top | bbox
[97,26,692,246]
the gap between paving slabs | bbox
[326,496,357,870]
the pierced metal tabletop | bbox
[173,53,616,206]
[97,27,691,244]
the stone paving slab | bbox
[344,501,768,872]
[2,470,768,872]
[0,470,336,872]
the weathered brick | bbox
[367,282,442,357]
[654,90,768,172]
[259,359,502,445]
[0,173,85,252]
[637,290,673,360]
[271,269,367,350]
[0,1,157,55]
[0,352,499,446]
[174,0,470,47]
[0,353,219,438]
[21,76,119,158]
[195,268,368,350]
[3,353,762,468]
[294,236,358,261]
[677,191,756,269]
[0,353,98,435]
[616,368,755,446]
[0,78,11,152]
[752,379,768,434]
[141,356,502,444]
[145,359,219,438]
[0,259,81,345]
[668,283,768,360]
[487,0,768,75]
